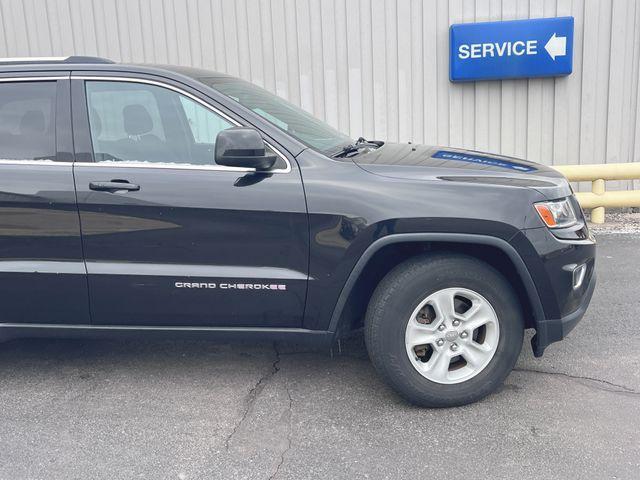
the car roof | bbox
[148,64,232,79]
[0,56,229,80]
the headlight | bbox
[534,198,578,228]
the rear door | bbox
[71,75,308,328]
[0,74,90,325]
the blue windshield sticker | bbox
[432,150,537,172]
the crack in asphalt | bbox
[224,344,295,479]
[268,345,293,480]
[514,367,640,397]
[224,345,282,451]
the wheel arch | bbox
[328,233,545,338]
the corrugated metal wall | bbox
[1,0,639,185]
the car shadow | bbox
[0,333,370,384]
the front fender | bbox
[327,232,546,337]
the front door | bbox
[71,77,308,327]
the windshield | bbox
[200,76,352,155]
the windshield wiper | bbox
[332,137,384,158]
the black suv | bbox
[0,57,595,407]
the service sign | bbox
[450,17,574,82]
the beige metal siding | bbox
[1,0,639,184]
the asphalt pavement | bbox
[0,232,638,480]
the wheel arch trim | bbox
[327,232,545,335]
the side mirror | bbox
[215,127,277,171]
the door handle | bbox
[89,180,140,192]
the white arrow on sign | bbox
[545,33,567,60]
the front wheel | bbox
[364,253,524,407]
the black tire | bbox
[364,253,524,407]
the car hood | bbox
[351,143,572,199]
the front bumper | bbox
[530,269,596,357]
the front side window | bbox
[0,81,56,161]
[86,81,234,166]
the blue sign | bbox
[450,17,574,82]
[432,150,537,172]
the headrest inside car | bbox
[19,110,45,134]
[123,104,153,136]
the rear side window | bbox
[0,81,56,161]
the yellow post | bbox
[591,178,605,224]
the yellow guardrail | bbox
[553,163,640,224]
